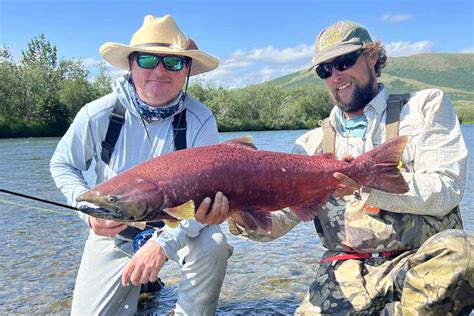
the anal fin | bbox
[242,209,272,233]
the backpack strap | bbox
[385,93,411,140]
[172,109,187,151]
[321,118,336,154]
[101,99,126,165]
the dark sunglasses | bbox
[135,54,189,71]
[315,50,363,79]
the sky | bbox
[1,0,473,87]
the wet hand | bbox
[195,191,229,225]
[89,217,127,237]
[122,240,167,287]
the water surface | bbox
[1,127,473,314]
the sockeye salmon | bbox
[77,136,409,232]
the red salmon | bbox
[77,136,409,232]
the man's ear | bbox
[367,53,378,67]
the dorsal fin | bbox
[224,136,257,150]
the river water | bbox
[1,127,473,315]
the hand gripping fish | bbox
[77,136,409,232]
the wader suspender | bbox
[101,99,188,165]
[321,93,411,153]
[101,100,126,165]
[99,98,188,239]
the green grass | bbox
[454,101,474,124]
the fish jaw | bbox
[77,203,124,221]
[76,178,166,222]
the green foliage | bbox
[3,35,471,138]
[91,62,113,98]
[188,82,332,131]
[1,35,113,137]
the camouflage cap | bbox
[309,21,373,71]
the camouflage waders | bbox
[295,229,474,315]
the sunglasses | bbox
[315,50,363,79]
[135,54,189,71]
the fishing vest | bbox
[101,98,188,240]
[314,93,463,253]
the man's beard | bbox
[332,70,377,113]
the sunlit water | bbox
[1,127,473,315]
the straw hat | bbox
[100,15,219,76]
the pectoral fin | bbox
[242,209,272,233]
[164,200,195,219]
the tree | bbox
[91,61,112,99]
[59,59,94,117]
[0,46,22,117]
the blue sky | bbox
[1,0,473,87]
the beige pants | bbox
[71,225,233,316]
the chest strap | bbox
[321,93,411,154]
[385,93,411,141]
[101,99,126,165]
[172,109,187,151]
[101,100,188,165]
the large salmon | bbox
[77,136,409,232]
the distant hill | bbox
[265,53,474,106]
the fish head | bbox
[76,178,165,222]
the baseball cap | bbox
[309,21,373,71]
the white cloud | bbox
[81,44,314,87]
[381,13,413,23]
[459,46,474,53]
[195,44,313,87]
[385,40,435,57]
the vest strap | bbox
[101,99,126,165]
[321,118,335,154]
[172,109,187,151]
[385,93,411,140]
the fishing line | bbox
[139,60,192,156]
[0,197,134,258]
[0,198,76,216]
[0,189,159,231]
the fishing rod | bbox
[0,188,78,210]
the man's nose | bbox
[153,61,168,73]
[330,67,344,81]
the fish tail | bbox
[352,135,409,194]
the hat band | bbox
[133,42,176,48]
[132,39,198,51]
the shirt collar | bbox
[364,84,387,115]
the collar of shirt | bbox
[364,84,387,116]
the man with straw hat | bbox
[50,15,233,315]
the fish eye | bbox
[107,195,117,203]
